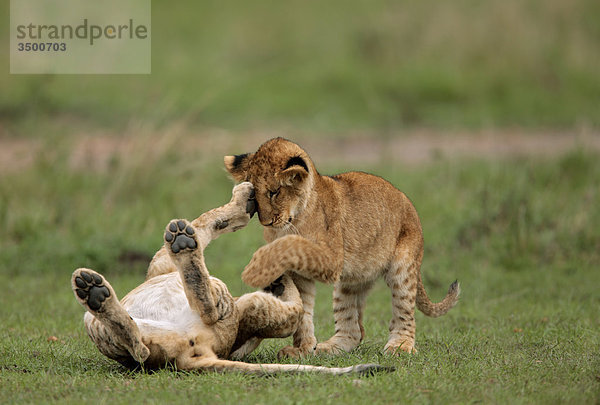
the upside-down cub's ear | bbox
[224,153,253,182]
[279,156,309,186]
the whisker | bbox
[283,219,300,235]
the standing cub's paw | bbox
[164,219,197,254]
[384,340,417,355]
[72,269,111,312]
[315,341,345,355]
[277,344,315,360]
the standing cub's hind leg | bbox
[72,269,150,363]
[384,253,419,354]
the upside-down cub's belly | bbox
[120,272,206,335]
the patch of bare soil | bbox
[0,127,598,173]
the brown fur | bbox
[225,138,460,357]
[72,183,388,375]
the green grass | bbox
[0,138,598,404]
[2,0,600,132]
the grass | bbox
[2,0,600,132]
[0,136,599,404]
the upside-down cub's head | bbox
[224,138,314,228]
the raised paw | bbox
[231,182,255,212]
[241,246,287,288]
[72,269,111,312]
[233,182,256,217]
[164,219,197,254]
[223,182,256,227]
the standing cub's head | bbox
[224,138,315,228]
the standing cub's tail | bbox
[416,275,460,318]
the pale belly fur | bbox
[119,272,208,336]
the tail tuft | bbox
[353,363,396,377]
[449,280,460,295]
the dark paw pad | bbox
[164,220,197,253]
[74,271,111,312]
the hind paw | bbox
[72,269,111,312]
[165,219,197,254]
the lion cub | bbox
[72,183,388,375]
[224,138,460,358]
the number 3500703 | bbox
[17,42,67,51]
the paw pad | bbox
[74,271,110,311]
[164,220,197,253]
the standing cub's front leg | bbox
[241,235,343,358]
[242,235,343,288]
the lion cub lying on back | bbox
[71,183,389,375]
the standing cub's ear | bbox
[279,156,309,186]
[224,153,253,182]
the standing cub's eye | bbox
[268,188,280,199]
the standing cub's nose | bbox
[260,219,274,227]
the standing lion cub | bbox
[224,138,460,358]
[72,183,389,375]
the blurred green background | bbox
[2,0,600,134]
